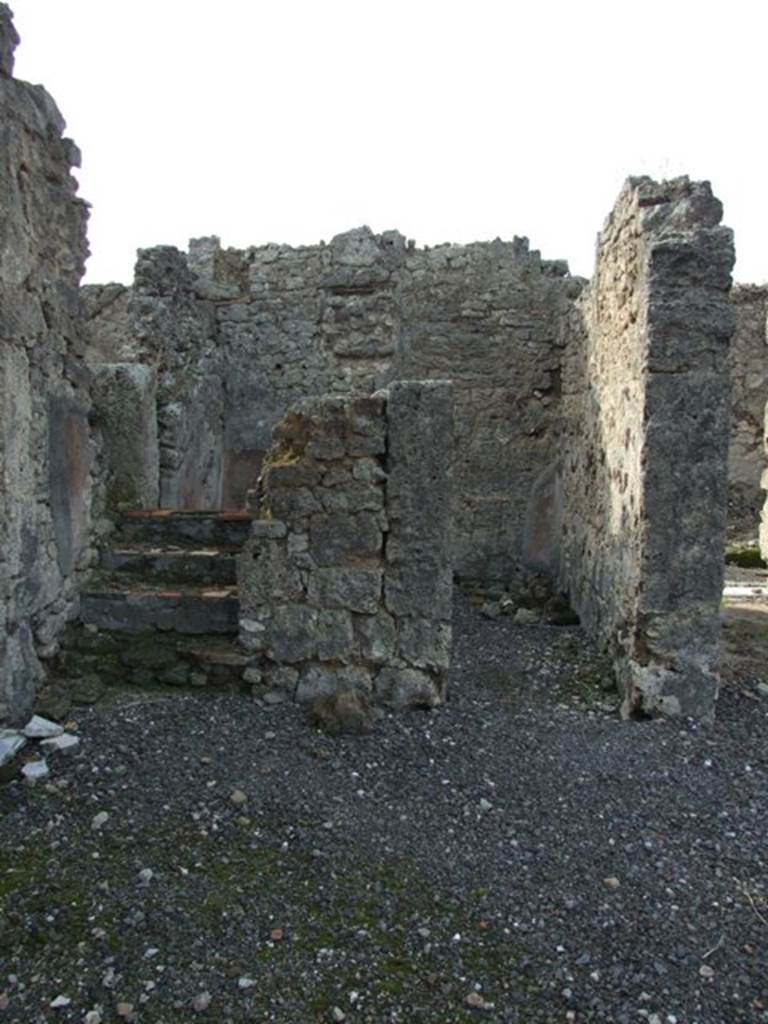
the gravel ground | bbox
[1,596,767,1024]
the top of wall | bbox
[0,3,19,77]
[183,227,573,296]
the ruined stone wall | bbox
[83,251,224,509]
[85,229,574,587]
[81,283,133,361]
[560,177,734,720]
[0,5,93,722]
[729,284,768,541]
[237,383,454,709]
[392,239,575,586]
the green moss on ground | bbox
[725,546,766,569]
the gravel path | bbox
[2,597,767,1024]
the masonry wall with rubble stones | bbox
[560,177,735,720]
[0,5,95,724]
[84,229,576,589]
[729,284,768,542]
[237,383,454,709]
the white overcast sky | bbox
[10,0,767,285]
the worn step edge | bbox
[100,548,237,583]
[80,592,240,635]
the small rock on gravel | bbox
[21,759,49,782]
[465,991,495,1010]
[23,715,64,739]
[192,991,212,1012]
[41,733,80,752]
[91,811,109,830]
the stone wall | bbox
[84,250,224,509]
[237,382,454,709]
[729,284,768,541]
[84,229,575,588]
[0,5,93,723]
[560,177,734,720]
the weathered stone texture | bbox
[560,177,734,720]
[91,364,159,510]
[729,284,768,541]
[0,6,92,722]
[391,239,574,587]
[237,384,454,710]
[81,283,134,361]
[87,230,574,588]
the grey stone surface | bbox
[238,386,454,710]
[726,285,768,542]
[0,6,91,723]
[559,177,734,721]
[84,229,574,587]
[81,284,133,361]
[0,3,19,76]
[0,728,26,766]
[23,715,64,739]
[91,363,159,509]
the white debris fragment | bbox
[41,733,80,752]
[91,811,109,830]
[0,729,26,766]
[23,715,64,739]
[21,759,50,782]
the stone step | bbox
[116,509,252,549]
[59,627,254,690]
[80,585,240,635]
[100,546,237,585]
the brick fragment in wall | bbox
[559,176,734,722]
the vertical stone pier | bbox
[0,4,92,723]
[560,177,735,720]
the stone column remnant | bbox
[237,382,454,709]
[560,177,735,720]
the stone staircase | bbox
[63,510,255,691]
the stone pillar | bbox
[237,383,454,710]
[560,177,734,721]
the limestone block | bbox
[237,537,303,610]
[316,609,355,662]
[307,568,382,614]
[309,512,382,566]
[384,561,452,620]
[267,605,318,663]
[354,611,397,664]
[398,619,452,670]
